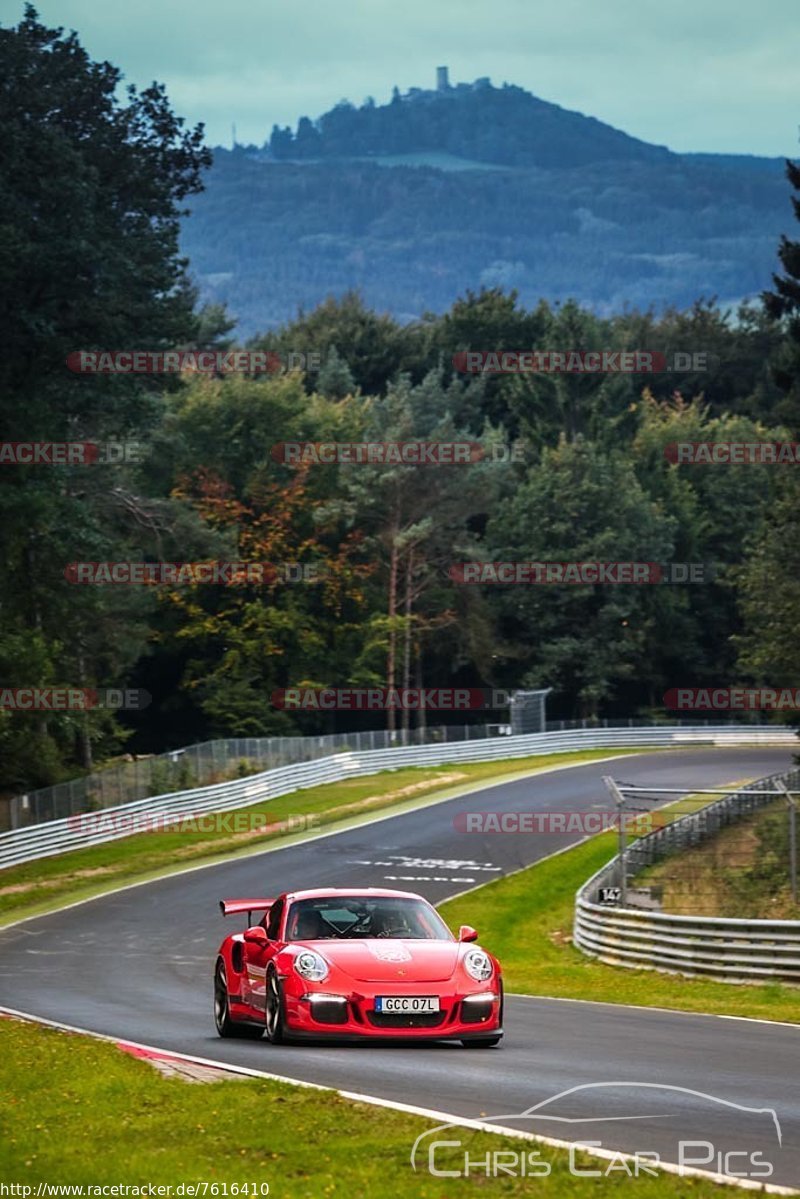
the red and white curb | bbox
[114,1040,241,1083]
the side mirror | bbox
[244,925,268,946]
[458,924,478,943]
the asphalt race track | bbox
[2,748,799,1188]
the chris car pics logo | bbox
[409,1083,782,1181]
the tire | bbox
[264,967,287,1044]
[461,1035,503,1048]
[214,961,264,1039]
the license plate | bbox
[375,995,439,1014]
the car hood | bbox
[299,939,461,983]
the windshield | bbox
[285,895,453,941]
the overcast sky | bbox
[25,0,800,156]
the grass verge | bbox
[438,825,800,1024]
[0,749,647,927]
[636,798,800,919]
[0,1016,748,1196]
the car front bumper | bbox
[283,985,502,1039]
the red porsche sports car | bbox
[213,887,503,1047]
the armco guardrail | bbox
[4,705,753,829]
[6,723,514,830]
[574,906,800,983]
[6,714,745,831]
[574,766,800,984]
[0,725,795,871]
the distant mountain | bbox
[265,76,673,169]
[180,75,791,336]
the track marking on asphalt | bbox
[436,833,597,904]
[0,1005,795,1196]
[348,853,502,885]
[349,859,500,869]
[386,856,502,871]
[384,875,476,882]
[350,863,501,872]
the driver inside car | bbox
[372,906,411,938]
[291,907,329,939]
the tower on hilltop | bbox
[436,66,449,92]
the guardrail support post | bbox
[603,775,627,906]
[777,779,798,905]
[792,800,798,906]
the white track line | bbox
[507,991,800,1030]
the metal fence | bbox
[4,723,510,831]
[4,713,770,832]
[511,689,551,734]
[0,724,796,871]
[574,767,800,983]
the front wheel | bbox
[265,967,287,1044]
[214,962,263,1039]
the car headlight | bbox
[294,950,329,982]
[464,948,493,982]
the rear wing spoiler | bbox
[219,898,274,925]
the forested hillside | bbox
[180,79,789,335]
[266,80,672,167]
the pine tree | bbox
[763,159,800,430]
[317,346,356,400]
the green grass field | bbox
[635,797,800,919]
[0,1017,748,1197]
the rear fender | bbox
[217,935,247,992]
